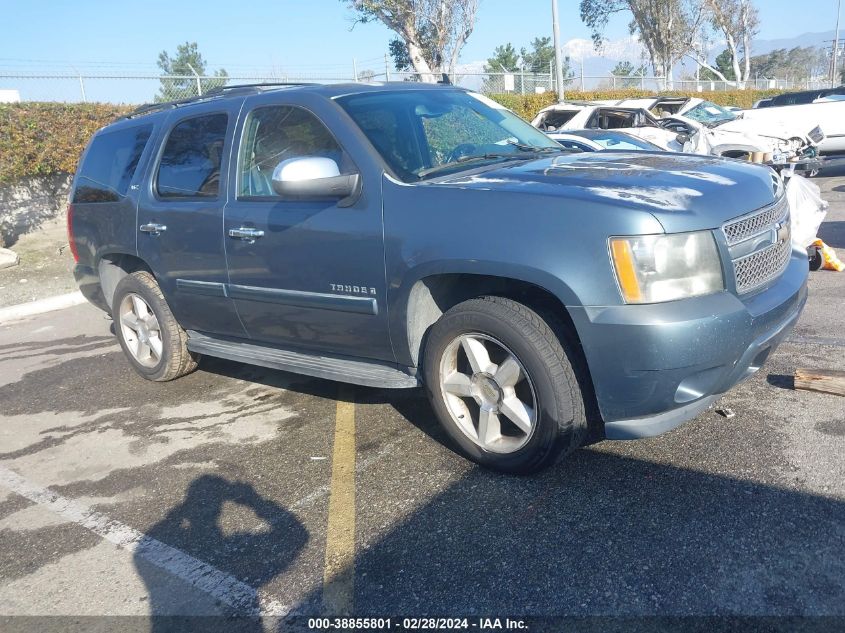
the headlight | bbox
[609,231,724,303]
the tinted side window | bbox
[157,114,228,198]
[773,91,815,106]
[73,125,152,203]
[538,110,577,129]
[238,106,345,198]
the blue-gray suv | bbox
[68,82,807,473]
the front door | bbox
[137,103,246,338]
[223,101,393,362]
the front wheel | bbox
[423,296,587,474]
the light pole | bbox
[552,0,565,101]
[834,0,842,87]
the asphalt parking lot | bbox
[0,168,844,630]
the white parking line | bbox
[0,466,290,617]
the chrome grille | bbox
[731,221,792,294]
[723,196,788,245]
[722,197,792,294]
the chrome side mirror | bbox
[271,157,360,205]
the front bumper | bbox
[569,249,808,439]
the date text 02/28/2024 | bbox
[307,617,528,630]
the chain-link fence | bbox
[0,71,833,105]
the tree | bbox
[688,0,758,88]
[611,60,647,87]
[581,0,703,89]
[388,27,441,73]
[482,37,572,93]
[343,0,479,82]
[750,46,828,82]
[485,43,520,73]
[521,37,556,74]
[156,42,227,102]
[699,48,736,82]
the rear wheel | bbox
[423,296,587,474]
[112,271,199,381]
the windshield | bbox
[682,100,737,127]
[336,90,562,181]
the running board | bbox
[186,331,419,389]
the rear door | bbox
[222,95,393,362]
[137,101,246,338]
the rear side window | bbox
[538,110,577,129]
[156,114,228,198]
[73,125,153,203]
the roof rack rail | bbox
[117,82,315,120]
[204,81,315,96]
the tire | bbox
[111,271,199,382]
[422,296,587,474]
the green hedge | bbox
[490,89,788,121]
[0,103,131,185]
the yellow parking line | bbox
[323,387,356,614]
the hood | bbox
[435,152,779,234]
[714,116,816,144]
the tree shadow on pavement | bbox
[135,475,308,632]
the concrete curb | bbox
[0,248,20,270]
[0,291,87,325]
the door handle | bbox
[228,227,265,243]
[139,223,167,235]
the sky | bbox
[1,0,841,75]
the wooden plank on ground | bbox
[794,368,845,397]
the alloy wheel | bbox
[438,333,537,454]
[118,293,163,368]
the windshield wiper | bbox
[506,140,565,153]
[416,153,524,178]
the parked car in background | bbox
[613,96,823,162]
[69,82,807,474]
[532,98,821,164]
[743,95,845,154]
[545,129,664,152]
[531,102,684,151]
[754,86,845,108]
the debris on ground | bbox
[794,368,845,397]
[811,239,845,271]
[716,408,736,419]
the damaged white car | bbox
[614,96,824,165]
[532,98,823,169]
[531,103,686,151]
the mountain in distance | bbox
[752,30,839,56]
